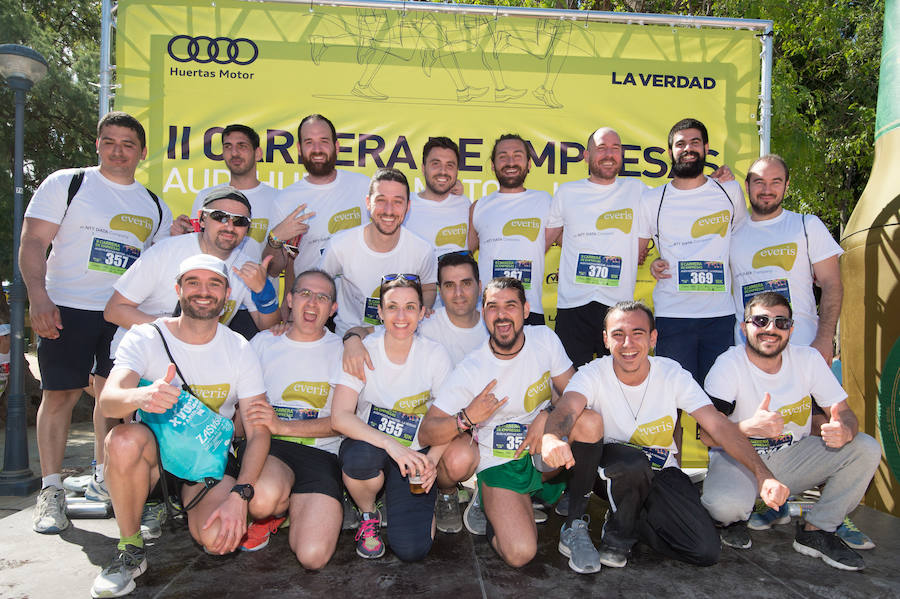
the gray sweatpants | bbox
[701,433,881,532]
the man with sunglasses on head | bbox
[105,187,280,366]
[264,114,369,309]
[238,269,344,566]
[171,124,281,339]
[318,168,437,337]
[21,111,173,534]
[700,291,880,570]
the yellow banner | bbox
[117,0,762,466]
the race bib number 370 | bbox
[88,238,141,275]
[575,253,621,286]
[677,261,725,292]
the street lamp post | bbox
[0,44,48,495]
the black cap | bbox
[201,185,252,216]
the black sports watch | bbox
[231,483,254,501]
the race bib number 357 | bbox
[492,422,527,458]
[88,238,141,275]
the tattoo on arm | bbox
[546,410,575,438]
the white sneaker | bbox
[85,477,111,503]
[91,544,147,598]
[63,474,92,494]
[33,487,69,534]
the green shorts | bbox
[478,455,566,505]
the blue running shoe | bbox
[836,517,875,550]
[748,503,790,531]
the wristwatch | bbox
[342,331,361,343]
[231,483,254,501]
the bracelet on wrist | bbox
[266,231,284,249]
[342,331,361,343]
[456,411,472,433]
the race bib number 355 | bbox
[677,261,725,292]
[367,406,420,447]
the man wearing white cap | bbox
[92,254,269,598]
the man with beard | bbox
[405,137,471,267]
[637,118,746,386]
[318,168,436,336]
[545,128,649,368]
[700,292,880,571]
[264,115,369,309]
[469,134,553,325]
[105,187,279,361]
[539,300,788,573]
[91,255,269,597]
[429,278,575,567]
[729,155,842,363]
[171,124,280,339]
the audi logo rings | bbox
[167,35,259,65]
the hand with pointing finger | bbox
[741,392,783,438]
[233,255,274,294]
[465,379,508,425]
[139,363,181,413]
[820,404,853,448]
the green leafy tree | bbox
[0,0,101,282]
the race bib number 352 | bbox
[492,422,527,458]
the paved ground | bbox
[1,421,899,599]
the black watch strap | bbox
[231,483,254,501]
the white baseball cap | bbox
[176,254,229,282]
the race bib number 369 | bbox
[677,261,725,292]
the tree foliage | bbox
[0,0,101,282]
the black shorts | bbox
[268,438,342,502]
[37,306,117,389]
[524,312,545,326]
[554,301,611,369]
[227,309,259,341]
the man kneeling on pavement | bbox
[700,291,881,571]
[540,300,790,573]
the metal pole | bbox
[99,0,112,117]
[0,77,41,495]
[758,23,774,155]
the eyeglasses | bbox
[293,288,332,304]
[382,273,420,284]
[201,208,251,228]
[746,314,793,330]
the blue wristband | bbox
[251,280,278,314]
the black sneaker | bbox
[597,542,628,568]
[793,523,865,571]
[720,520,751,549]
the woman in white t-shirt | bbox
[331,275,453,562]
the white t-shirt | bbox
[567,355,711,469]
[271,170,370,277]
[638,178,746,318]
[472,189,552,312]
[111,233,257,357]
[547,178,648,309]
[111,318,266,420]
[705,344,847,449]
[318,226,437,336]
[729,210,843,345]
[404,192,470,262]
[192,182,279,262]
[337,329,453,451]
[417,307,488,366]
[24,167,173,310]
[250,329,343,455]
[433,325,572,472]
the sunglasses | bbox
[746,314,793,330]
[201,208,251,228]
[382,273,420,284]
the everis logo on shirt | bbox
[110,214,153,242]
[524,371,551,412]
[435,223,467,247]
[248,218,269,243]
[595,208,633,233]
[752,242,798,271]
[219,299,237,324]
[328,207,362,234]
[690,210,730,238]
[190,383,231,412]
[393,390,430,415]
[778,395,812,427]
[630,415,675,447]
[282,381,331,408]
[502,218,541,242]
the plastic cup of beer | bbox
[409,471,425,494]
